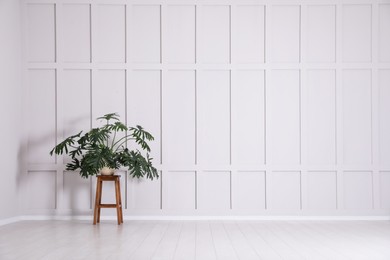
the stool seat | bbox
[93,175,123,225]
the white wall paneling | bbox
[163,70,195,166]
[201,5,230,63]
[27,4,56,62]
[342,5,372,62]
[232,171,266,211]
[343,171,373,210]
[379,70,390,166]
[342,70,372,165]
[379,171,390,209]
[62,4,90,63]
[131,5,161,63]
[235,5,265,63]
[270,5,301,62]
[22,0,390,216]
[198,70,230,165]
[197,171,231,211]
[267,70,301,165]
[27,69,56,164]
[268,171,301,211]
[307,70,336,165]
[26,171,56,210]
[379,4,390,62]
[306,5,336,62]
[307,172,337,210]
[233,70,265,165]
[63,172,91,210]
[166,5,196,64]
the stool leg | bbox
[115,178,121,225]
[93,178,101,225]
[97,179,103,223]
[117,178,123,223]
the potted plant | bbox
[50,113,158,180]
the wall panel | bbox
[22,0,390,216]
[379,70,390,166]
[164,171,195,210]
[342,70,372,165]
[235,5,265,63]
[307,172,337,210]
[97,5,126,63]
[343,171,373,210]
[379,5,390,62]
[93,70,126,123]
[163,70,195,165]
[197,171,230,211]
[27,4,56,62]
[62,4,90,63]
[268,172,301,210]
[233,70,265,165]
[342,5,372,62]
[201,5,230,63]
[270,5,300,62]
[267,70,300,164]
[129,70,161,163]
[307,70,336,165]
[131,5,161,63]
[306,5,336,62]
[232,171,265,210]
[198,70,230,165]
[63,172,90,210]
[27,171,56,210]
[379,172,390,209]
[166,5,195,64]
[27,69,56,164]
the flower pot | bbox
[100,167,115,176]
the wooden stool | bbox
[93,175,123,225]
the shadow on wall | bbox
[18,115,93,214]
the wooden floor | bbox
[1,220,390,260]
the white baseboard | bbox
[0,215,388,226]
[0,216,22,226]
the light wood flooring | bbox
[1,220,390,259]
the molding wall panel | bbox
[63,172,91,210]
[307,70,336,165]
[379,4,390,62]
[270,5,301,62]
[307,172,337,210]
[267,70,301,165]
[22,0,390,216]
[166,5,196,64]
[306,5,336,62]
[163,70,196,166]
[198,70,230,165]
[342,70,372,165]
[342,5,372,62]
[379,70,390,166]
[235,5,265,64]
[131,5,161,64]
[62,4,90,63]
[26,171,56,210]
[232,171,266,211]
[201,5,230,63]
[96,4,126,63]
[233,70,265,165]
[343,171,373,210]
[27,69,56,164]
[27,4,56,62]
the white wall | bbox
[22,0,390,216]
[0,0,22,220]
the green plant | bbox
[50,113,158,180]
